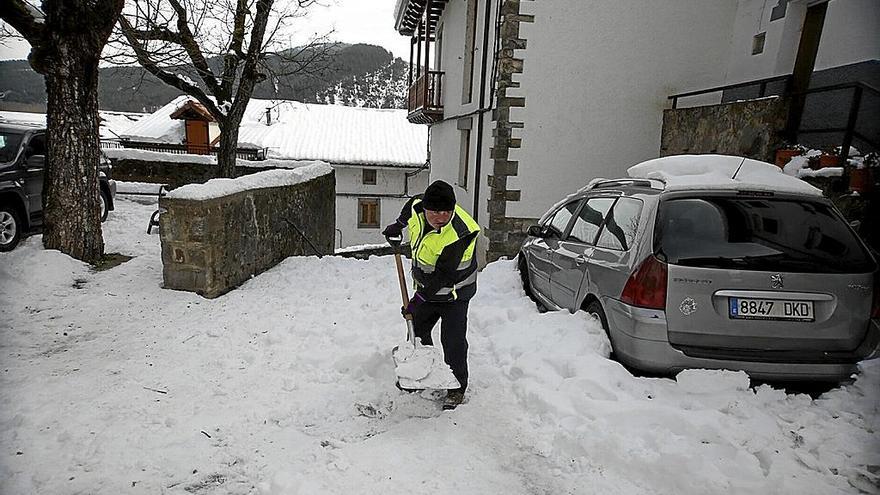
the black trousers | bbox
[412,299,470,391]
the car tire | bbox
[584,299,613,350]
[0,205,22,252]
[518,253,535,299]
[100,189,110,223]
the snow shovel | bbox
[388,236,460,391]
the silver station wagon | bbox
[518,155,880,382]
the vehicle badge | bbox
[770,273,784,289]
[679,297,697,316]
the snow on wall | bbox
[166,162,332,201]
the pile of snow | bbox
[0,199,877,494]
[781,149,845,179]
[628,155,823,196]
[166,162,332,201]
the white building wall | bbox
[724,0,880,83]
[428,0,499,225]
[507,0,738,219]
[333,165,429,248]
[814,0,880,70]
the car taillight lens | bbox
[621,255,668,310]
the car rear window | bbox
[656,196,876,274]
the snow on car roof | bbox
[627,154,822,196]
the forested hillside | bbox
[0,44,409,112]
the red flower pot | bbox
[849,168,873,194]
[775,149,801,168]
[819,154,841,168]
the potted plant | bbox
[849,152,876,194]
[775,142,804,168]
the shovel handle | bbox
[389,236,413,322]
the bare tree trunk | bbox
[217,122,240,178]
[41,40,104,262]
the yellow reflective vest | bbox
[406,199,481,301]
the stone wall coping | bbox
[166,162,333,201]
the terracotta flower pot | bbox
[849,168,873,194]
[775,148,801,168]
[819,154,840,168]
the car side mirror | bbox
[527,224,545,238]
[26,155,44,169]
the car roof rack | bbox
[588,178,665,190]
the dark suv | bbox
[0,122,116,251]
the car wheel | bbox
[518,253,535,299]
[584,299,611,344]
[0,206,22,252]
[100,189,110,222]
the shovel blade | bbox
[392,343,461,390]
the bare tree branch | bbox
[0,0,44,44]
[118,14,220,116]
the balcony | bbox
[407,70,444,125]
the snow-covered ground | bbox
[1,199,878,494]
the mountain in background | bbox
[0,44,409,113]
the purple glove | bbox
[382,219,405,239]
[402,292,426,317]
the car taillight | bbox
[621,255,668,310]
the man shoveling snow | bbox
[383,180,481,410]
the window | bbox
[657,197,876,274]
[358,198,380,228]
[458,118,472,188]
[568,197,614,244]
[596,198,643,251]
[546,200,581,238]
[752,32,766,55]
[770,0,788,21]
[26,133,46,157]
[363,169,377,185]
[462,0,478,104]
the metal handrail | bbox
[668,74,791,108]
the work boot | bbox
[443,389,465,410]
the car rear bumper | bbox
[603,298,880,381]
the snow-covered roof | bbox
[120,96,428,167]
[627,154,823,196]
[166,162,332,201]
[0,110,147,140]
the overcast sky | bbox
[0,0,410,61]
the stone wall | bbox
[487,0,535,262]
[660,96,790,163]
[159,170,335,298]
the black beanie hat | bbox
[422,180,456,211]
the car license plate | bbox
[729,298,814,321]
